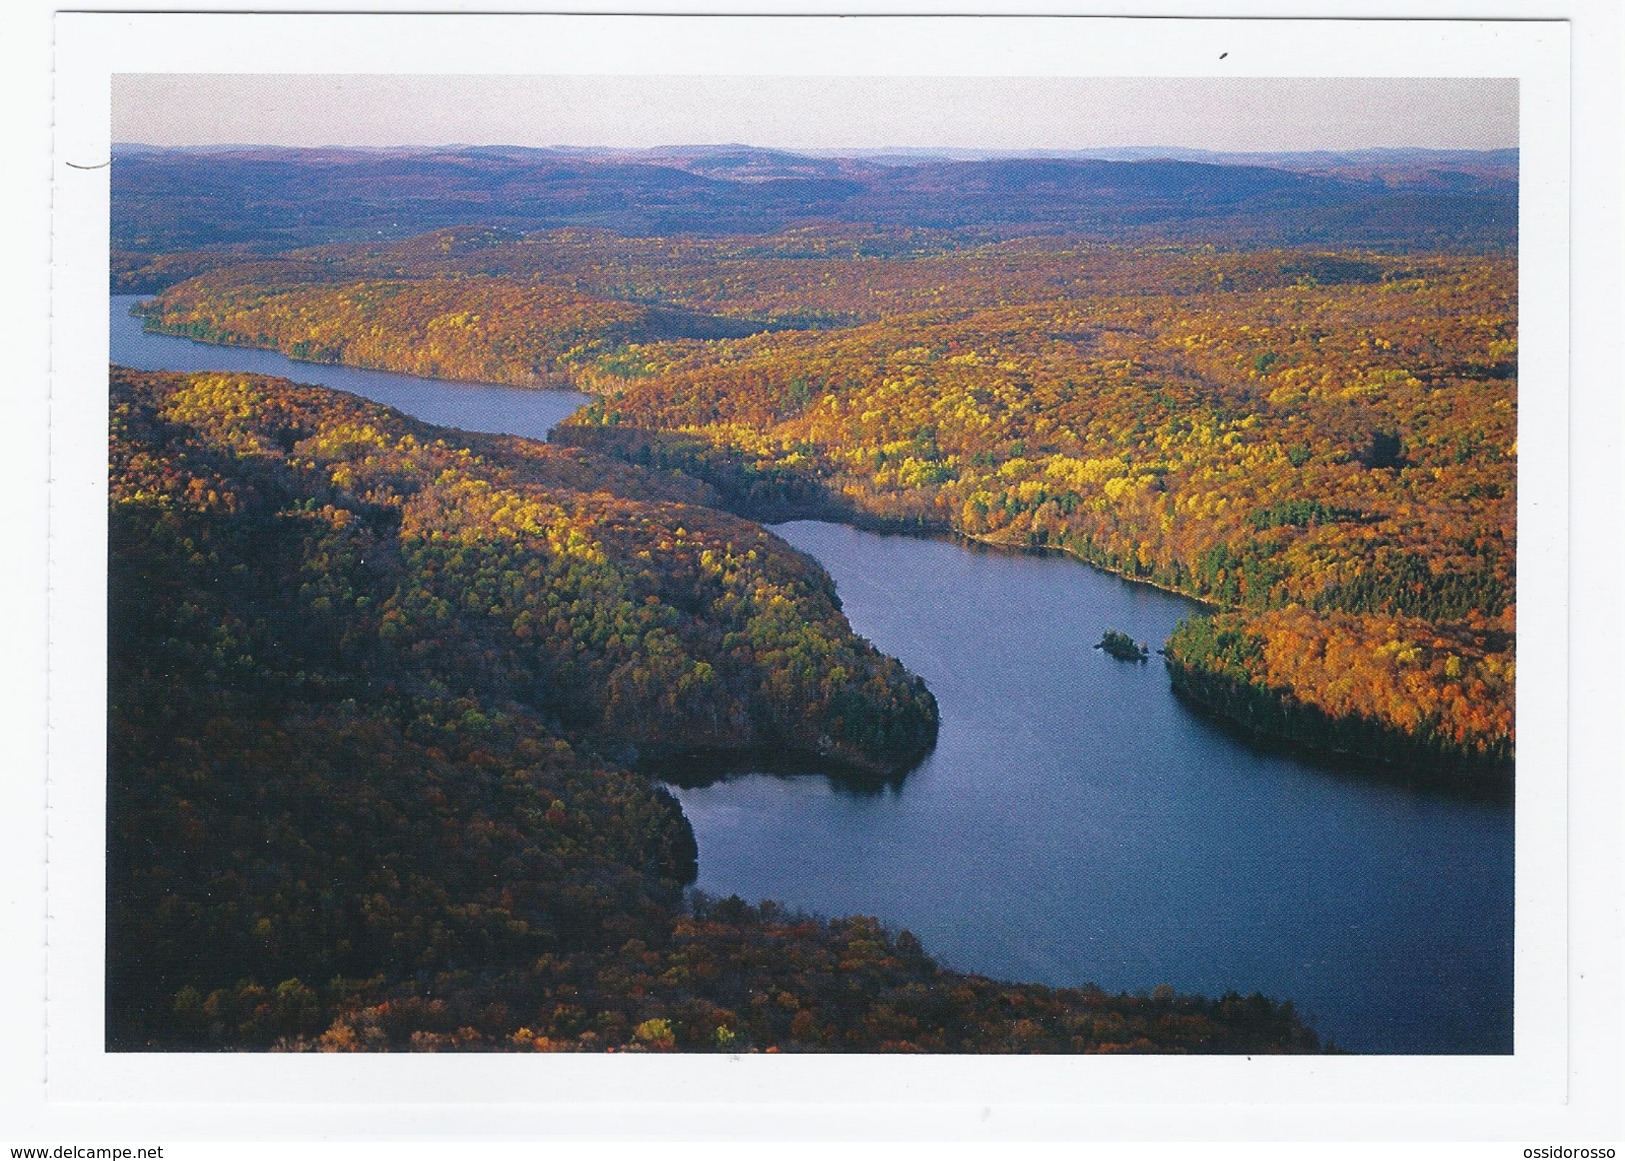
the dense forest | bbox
[555,245,1517,771]
[109,365,1320,1053]
[131,213,1516,773]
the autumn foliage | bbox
[133,226,1515,769]
[109,365,1324,1053]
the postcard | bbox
[22,6,1615,1148]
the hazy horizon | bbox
[109,141,1519,158]
[112,75,1518,154]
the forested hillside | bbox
[109,365,1328,1053]
[129,215,1516,773]
[561,246,1517,770]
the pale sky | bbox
[112,75,1518,153]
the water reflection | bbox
[648,747,915,797]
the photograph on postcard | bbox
[103,67,1521,1059]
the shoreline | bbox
[1164,661,1514,796]
[130,313,580,392]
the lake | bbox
[109,296,590,441]
[111,294,1514,1054]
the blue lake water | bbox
[110,296,590,441]
[112,295,1514,1053]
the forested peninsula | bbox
[109,364,1321,1053]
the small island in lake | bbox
[1096,629,1150,662]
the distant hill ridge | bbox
[112,144,1517,252]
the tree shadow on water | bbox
[641,745,920,798]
